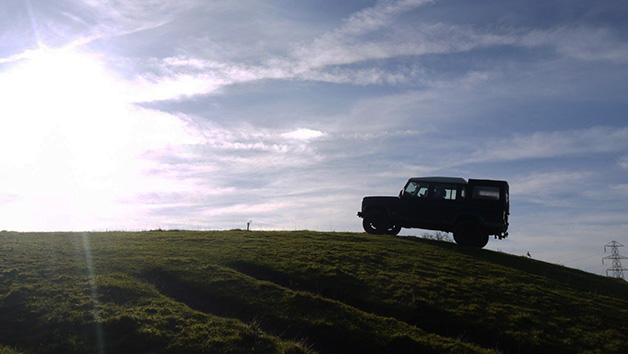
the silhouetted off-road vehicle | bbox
[357,177,509,248]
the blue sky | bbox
[1,0,627,276]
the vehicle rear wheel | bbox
[473,233,489,248]
[454,220,489,248]
[362,212,387,235]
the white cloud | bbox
[618,156,628,169]
[469,126,628,163]
[202,202,289,217]
[0,193,20,205]
[509,171,592,207]
[105,1,628,104]
[130,22,628,102]
[189,122,322,157]
[115,1,452,101]
[282,128,326,141]
[9,1,626,108]
[610,184,628,196]
[292,20,515,73]
[71,0,196,30]
[521,26,628,64]
[128,56,292,102]
[511,171,591,196]
[339,130,422,140]
[296,66,424,85]
[340,0,435,35]
[129,72,227,102]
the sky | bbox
[1,0,627,277]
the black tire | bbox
[454,220,489,248]
[385,224,402,236]
[362,212,387,235]
[474,233,489,248]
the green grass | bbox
[1,231,626,354]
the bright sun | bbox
[0,47,199,231]
[0,48,133,229]
[0,47,126,161]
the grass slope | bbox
[0,230,626,354]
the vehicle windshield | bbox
[404,181,429,197]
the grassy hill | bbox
[0,230,626,354]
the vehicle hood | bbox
[361,196,398,207]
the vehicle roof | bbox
[408,176,467,184]
[469,179,509,187]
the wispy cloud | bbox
[511,171,591,196]
[202,202,289,217]
[292,0,437,69]
[610,184,628,196]
[7,0,627,105]
[107,0,628,105]
[69,0,192,31]
[521,26,628,64]
[292,23,515,74]
[469,126,628,163]
[509,171,593,207]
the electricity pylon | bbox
[602,241,628,279]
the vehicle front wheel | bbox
[362,212,387,235]
[385,224,401,236]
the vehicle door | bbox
[428,183,464,227]
[398,180,432,225]
[468,180,508,227]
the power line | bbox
[563,252,606,265]
[602,241,628,279]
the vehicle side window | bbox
[473,186,500,200]
[404,182,429,198]
[434,184,458,200]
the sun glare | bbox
[0,47,200,231]
[1,48,125,155]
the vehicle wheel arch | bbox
[363,206,389,218]
[454,214,484,226]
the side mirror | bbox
[399,189,404,198]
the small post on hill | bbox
[603,241,628,279]
[246,220,252,231]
